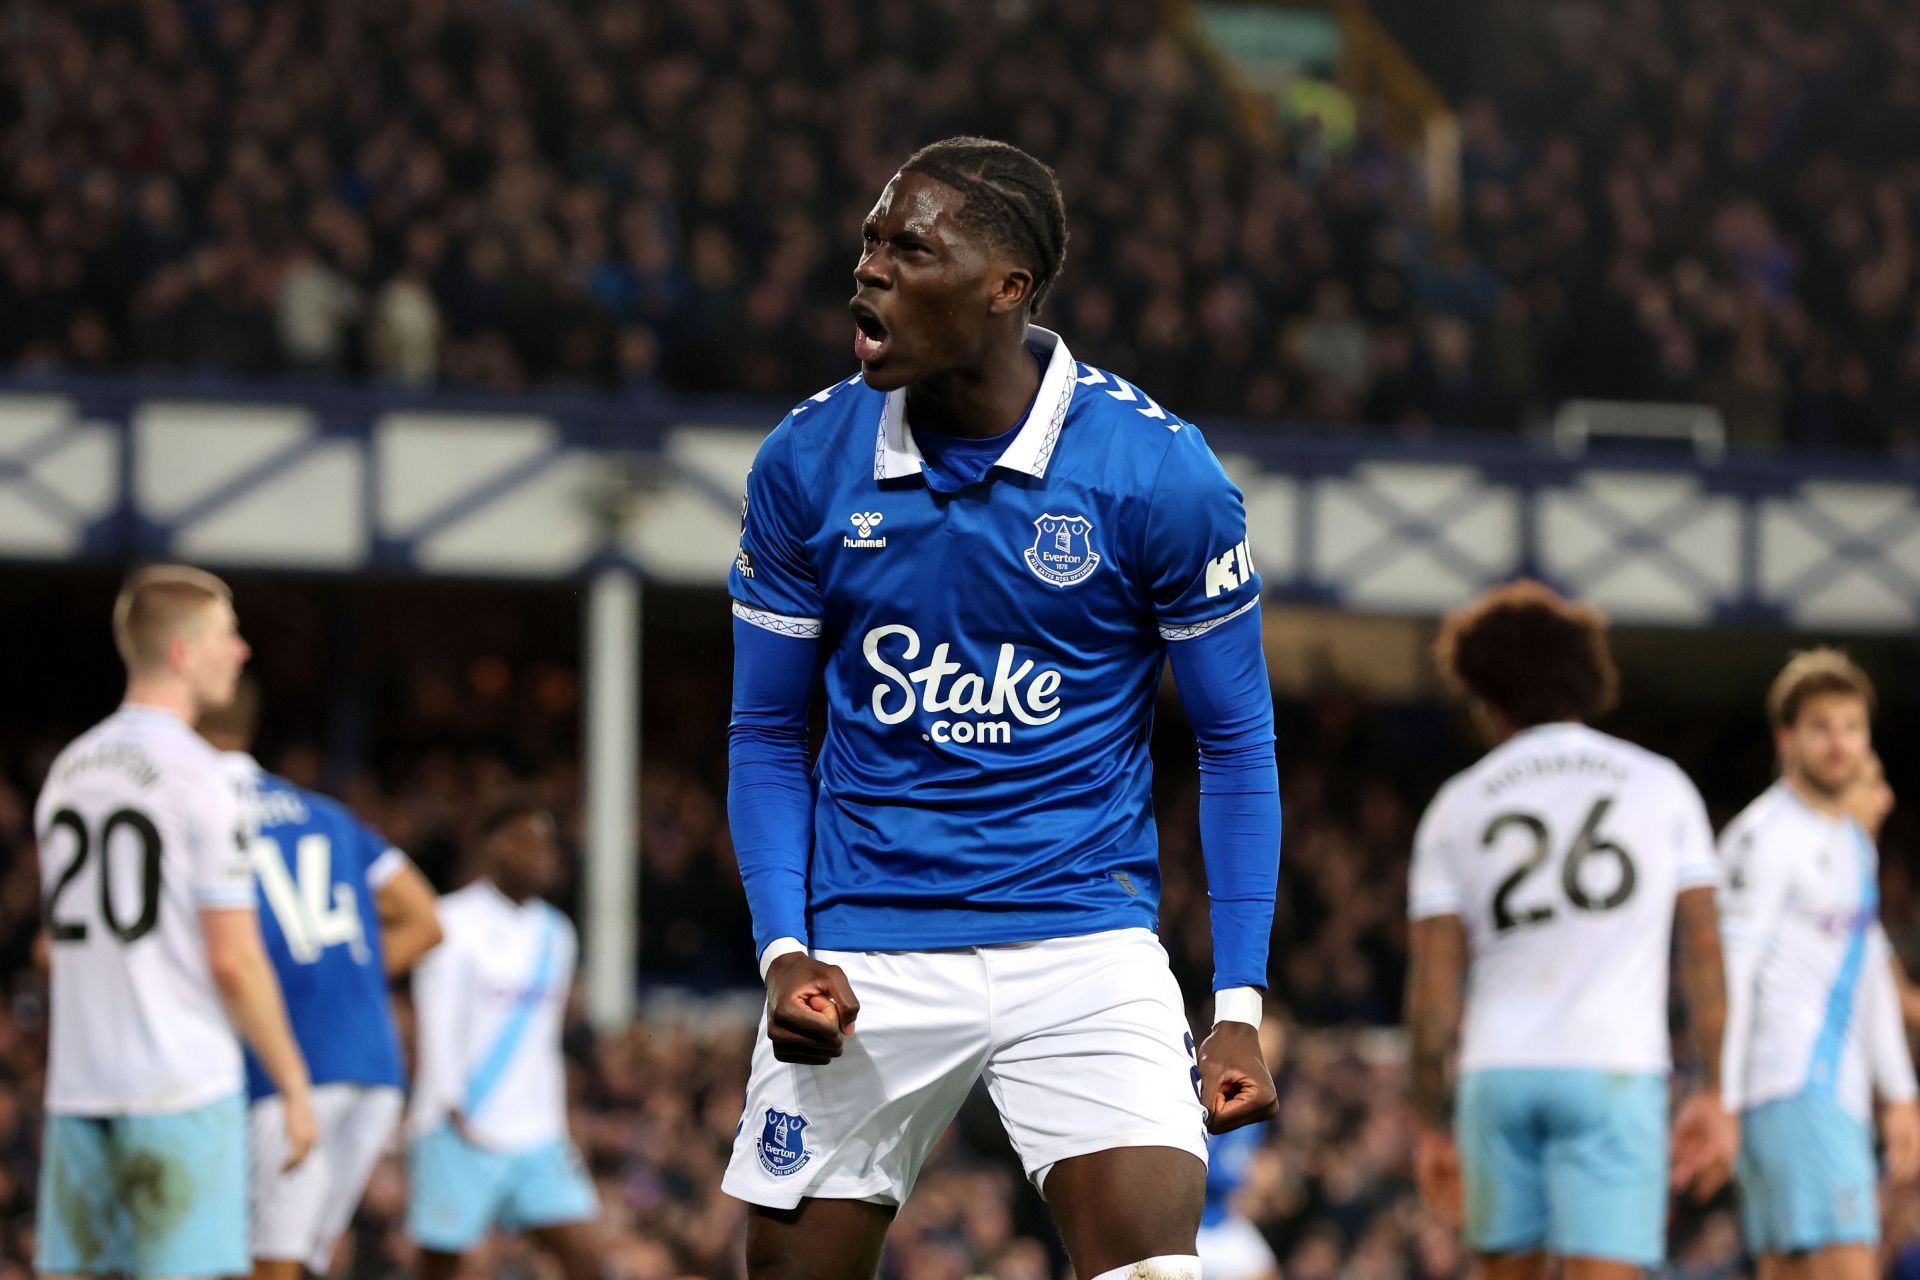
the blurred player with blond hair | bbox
[1721,650,1920,1280]
[34,565,314,1278]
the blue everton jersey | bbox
[241,769,405,1099]
[729,327,1262,950]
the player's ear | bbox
[989,265,1034,317]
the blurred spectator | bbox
[368,224,445,384]
[277,246,364,375]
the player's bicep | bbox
[373,857,437,926]
[1674,885,1724,966]
[1406,915,1468,1029]
[199,905,264,971]
[1144,428,1261,636]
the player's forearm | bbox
[1197,777,1281,990]
[731,735,814,951]
[1866,935,1919,1104]
[1168,607,1281,992]
[1407,916,1466,1130]
[730,617,819,951]
[213,944,311,1102]
[1717,937,1761,1111]
[1674,886,1728,1093]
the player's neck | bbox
[122,677,196,724]
[1782,771,1846,819]
[905,334,1041,440]
[487,876,537,906]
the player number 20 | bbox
[1482,797,1636,933]
[43,806,163,945]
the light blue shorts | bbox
[1457,1069,1669,1265]
[37,1092,249,1277]
[407,1124,597,1252]
[1737,1091,1878,1254]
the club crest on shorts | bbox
[757,1107,811,1177]
[1024,513,1100,587]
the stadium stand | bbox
[4,0,1919,444]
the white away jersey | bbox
[407,881,577,1151]
[1718,783,1917,1120]
[1408,722,1718,1074]
[35,704,256,1114]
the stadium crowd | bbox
[5,637,1920,1278]
[4,0,1920,448]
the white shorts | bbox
[722,927,1208,1210]
[250,1083,404,1272]
[1197,1214,1280,1280]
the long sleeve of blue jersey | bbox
[728,614,818,956]
[1166,601,1281,993]
[728,420,825,958]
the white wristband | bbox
[1213,986,1264,1028]
[758,936,809,982]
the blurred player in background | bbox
[1405,581,1735,1280]
[725,136,1281,1280]
[197,675,442,1280]
[1196,1016,1286,1280]
[1720,650,1920,1279]
[33,565,314,1279]
[406,798,599,1280]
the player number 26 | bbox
[1481,797,1637,933]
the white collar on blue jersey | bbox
[872,326,1078,481]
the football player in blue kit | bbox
[198,679,444,1280]
[724,137,1283,1280]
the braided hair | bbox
[900,136,1069,316]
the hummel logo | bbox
[844,511,887,550]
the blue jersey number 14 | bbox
[250,834,370,965]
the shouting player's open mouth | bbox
[851,299,890,364]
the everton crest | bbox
[757,1107,812,1177]
[1024,513,1101,588]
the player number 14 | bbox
[251,834,370,965]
